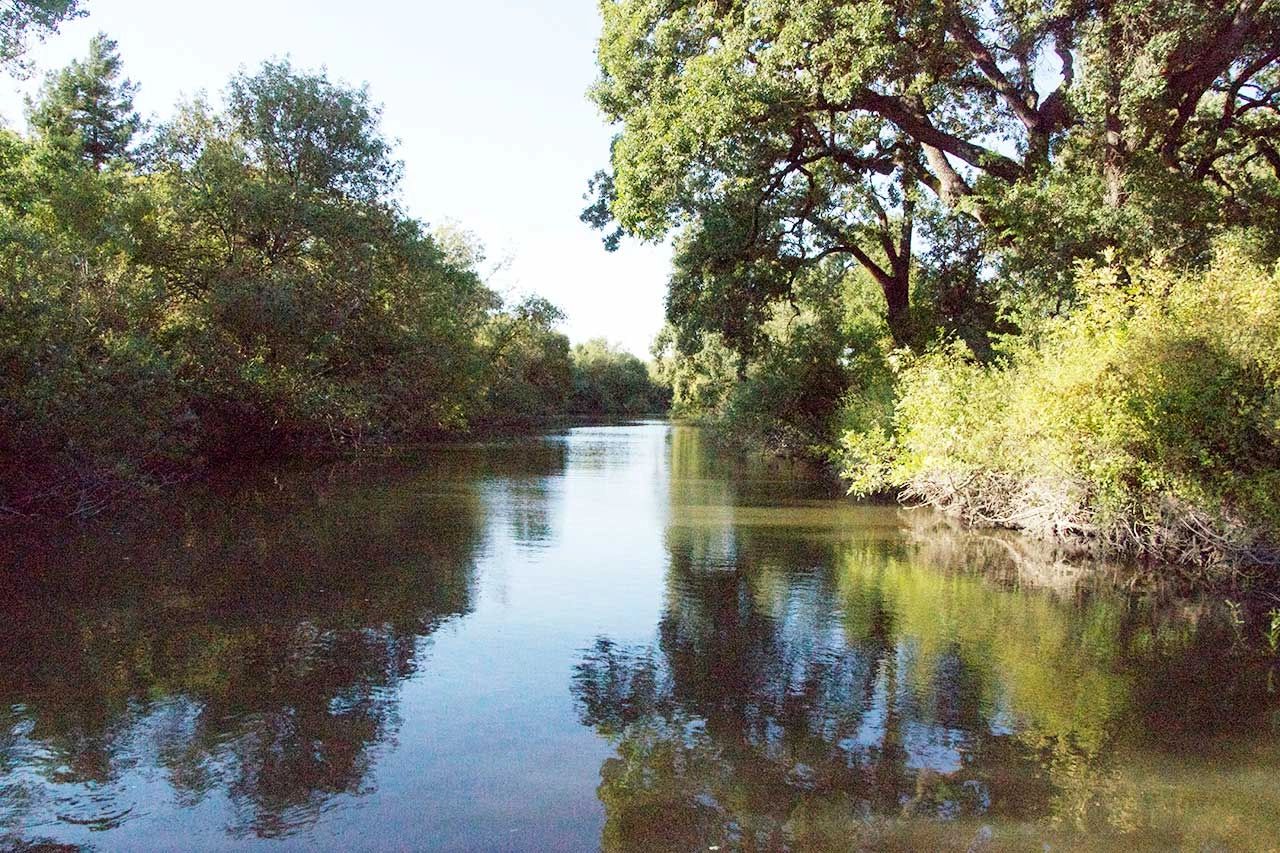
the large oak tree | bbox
[587,0,1280,347]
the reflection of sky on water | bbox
[2,422,1279,851]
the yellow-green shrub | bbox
[842,238,1280,569]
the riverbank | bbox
[837,244,1280,580]
[669,245,1280,585]
[1,51,670,524]
[0,413,673,523]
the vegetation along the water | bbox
[585,0,1280,576]
[4,0,1280,582]
[4,2,1280,850]
[0,14,666,518]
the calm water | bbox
[2,422,1279,852]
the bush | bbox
[652,327,739,421]
[841,238,1280,570]
[656,262,898,456]
[474,297,574,430]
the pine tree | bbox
[27,33,141,169]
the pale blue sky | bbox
[0,0,670,356]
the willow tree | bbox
[586,0,1280,348]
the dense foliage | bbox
[0,39,665,517]
[843,241,1280,568]
[588,0,1280,343]
[570,338,669,416]
[653,260,893,453]
[589,0,1280,569]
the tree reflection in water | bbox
[3,424,1279,851]
[0,444,564,844]
[572,426,1280,852]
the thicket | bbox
[654,261,895,454]
[0,36,666,517]
[476,329,669,428]
[843,240,1280,569]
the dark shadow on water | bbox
[0,443,565,842]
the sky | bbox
[0,0,671,357]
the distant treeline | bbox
[0,31,666,517]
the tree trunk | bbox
[886,196,914,348]
[846,196,914,348]
[1103,23,1129,208]
[883,266,912,349]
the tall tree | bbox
[145,61,490,440]
[26,32,140,169]
[585,0,1280,348]
[0,0,82,75]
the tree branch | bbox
[819,90,1026,182]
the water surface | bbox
[2,422,1278,851]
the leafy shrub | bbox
[656,261,898,456]
[841,238,1280,569]
[475,297,574,430]
[652,327,739,420]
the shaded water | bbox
[2,422,1279,851]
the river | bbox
[2,421,1278,851]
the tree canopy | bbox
[592,0,1280,565]
[570,338,669,415]
[26,32,139,168]
[1,40,653,517]
[0,0,82,75]
[587,0,1280,346]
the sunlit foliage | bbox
[588,0,1280,564]
[587,0,1280,344]
[843,239,1280,568]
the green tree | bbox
[0,0,82,75]
[478,295,575,427]
[223,59,401,204]
[586,0,1280,347]
[0,54,515,515]
[144,61,490,451]
[571,338,668,415]
[26,32,140,169]
[652,257,896,452]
